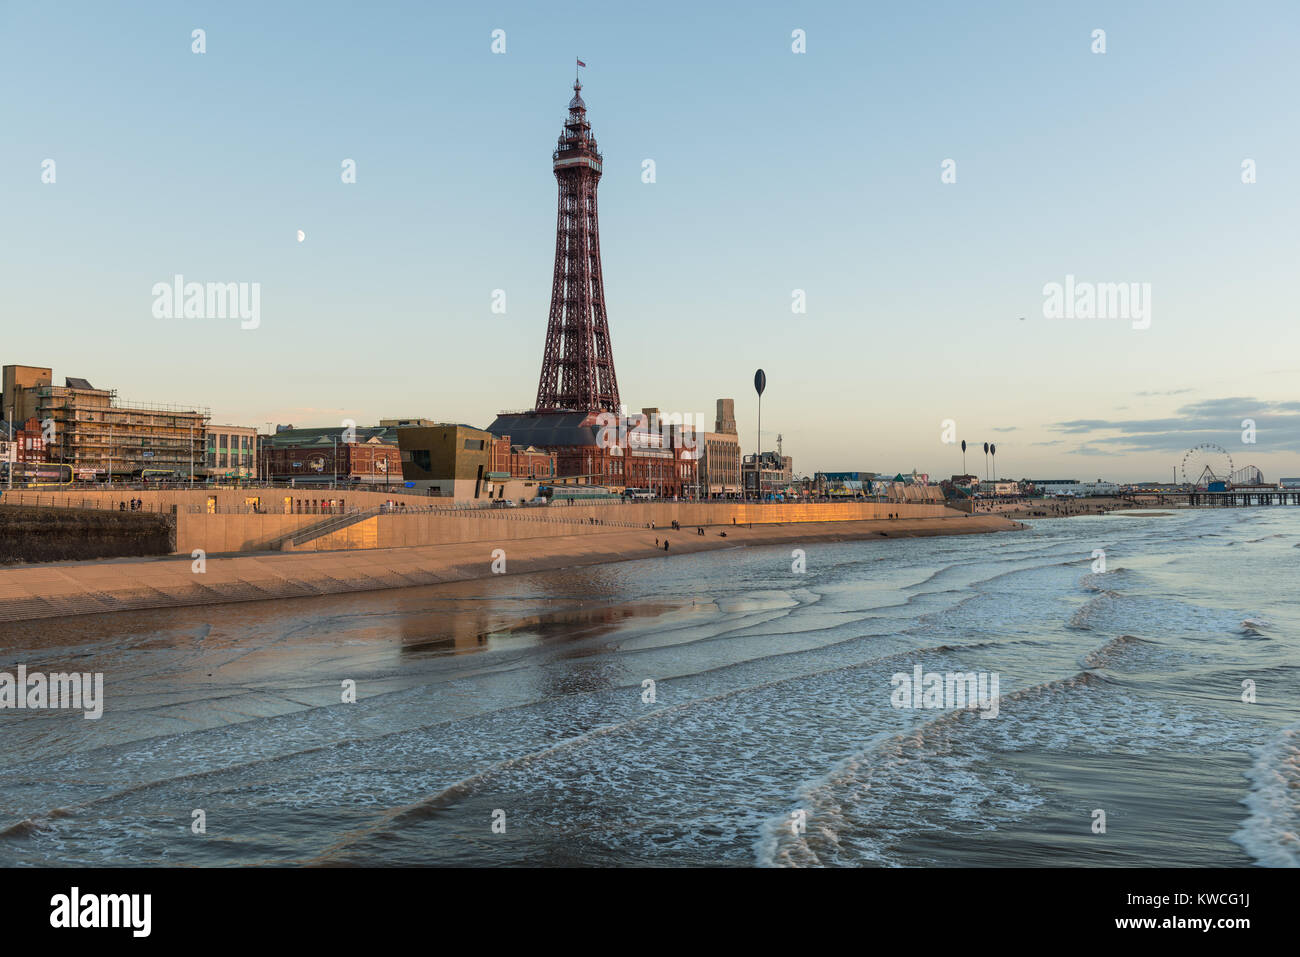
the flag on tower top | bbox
[576,58,586,67]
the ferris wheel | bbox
[1181,443,1234,487]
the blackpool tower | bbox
[533,77,621,413]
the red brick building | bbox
[490,436,558,480]
[0,416,48,467]
[263,427,402,486]
[487,410,699,497]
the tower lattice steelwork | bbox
[534,78,620,413]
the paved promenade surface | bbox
[0,514,1019,623]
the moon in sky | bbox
[297,230,305,243]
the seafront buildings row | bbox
[0,359,1258,502]
[0,360,760,499]
[2,358,1158,503]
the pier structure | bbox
[1187,487,1300,506]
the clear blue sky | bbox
[2,0,1298,482]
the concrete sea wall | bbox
[0,488,958,556]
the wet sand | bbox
[0,514,1021,623]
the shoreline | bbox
[974,496,1161,520]
[0,514,1022,624]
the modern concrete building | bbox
[698,398,742,499]
[1,364,53,424]
[395,423,497,499]
[204,424,258,480]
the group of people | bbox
[118,499,146,511]
[653,525,729,549]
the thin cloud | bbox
[1046,397,1300,455]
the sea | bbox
[0,507,1296,867]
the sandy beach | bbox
[0,513,1020,623]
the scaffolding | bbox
[37,386,210,477]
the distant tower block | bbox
[535,78,621,413]
[715,398,737,434]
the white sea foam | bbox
[1233,724,1300,867]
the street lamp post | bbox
[753,369,766,503]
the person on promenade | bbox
[664,541,670,551]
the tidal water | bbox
[0,508,1296,866]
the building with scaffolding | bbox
[1,366,209,480]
